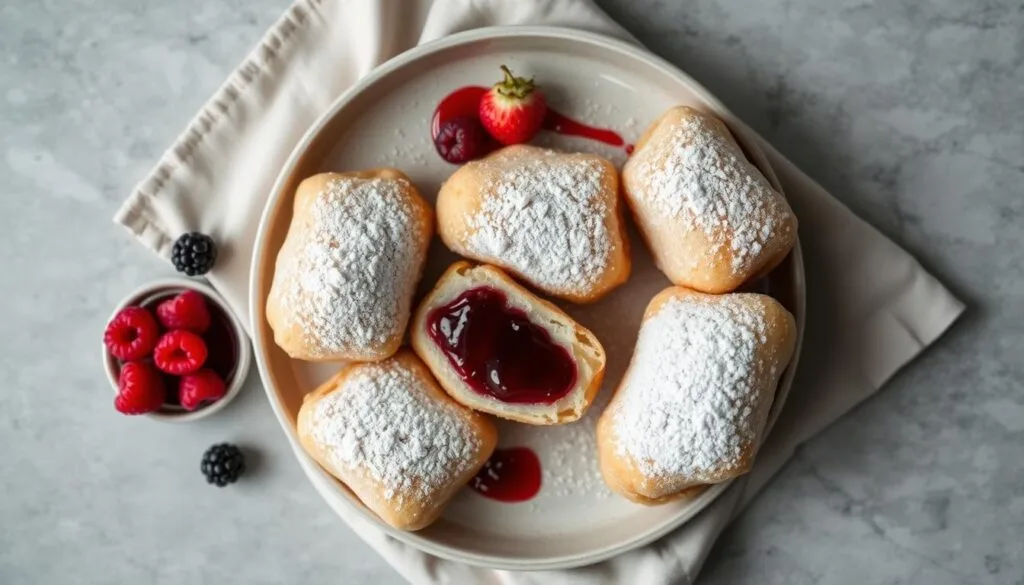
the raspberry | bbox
[114,362,166,415]
[153,330,208,375]
[434,116,490,163]
[104,306,160,361]
[179,369,227,411]
[156,290,211,334]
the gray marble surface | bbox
[1,0,1021,583]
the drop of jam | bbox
[431,86,632,156]
[137,292,240,411]
[425,287,577,404]
[469,447,542,503]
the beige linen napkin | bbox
[114,1,964,583]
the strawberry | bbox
[156,290,211,334]
[178,369,226,411]
[153,330,208,375]
[114,361,166,415]
[104,306,160,361]
[479,65,547,145]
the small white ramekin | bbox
[103,278,251,422]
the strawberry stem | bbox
[500,65,516,86]
[495,64,535,99]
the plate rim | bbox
[249,25,806,571]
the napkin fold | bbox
[114,1,964,583]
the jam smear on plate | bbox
[469,447,542,503]
[543,109,632,151]
[432,86,633,153]
[431,86,489,140]
[425,287,577,405]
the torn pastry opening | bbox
[412,261,606,425]
[425,285,578,405]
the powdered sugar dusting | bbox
[465,149,612,295]
[613,295,769,482]
[311,361,480,504]
[629,110,791,273]
[544,412,613,499]
[279,177,425,358]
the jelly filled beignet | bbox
[412,261,606,425]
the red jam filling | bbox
[425,287,577,404]
[469,447,542,503]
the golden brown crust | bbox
[297,350,497,531]
[266,169,433,361]
[596,438,709,505]
[436,145,631,303]
[596,286,796,504]
[622,107,797,294]
[411,261,606,425]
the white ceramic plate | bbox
[250,27,805,570]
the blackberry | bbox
[200,443,245,487]
[172,232,217,276]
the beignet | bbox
[411,261,606,425]
[297,350,497,531]
[266,169,432,361]
[622,106,797,293]
[436,145,630,303]
[597,286,796,504]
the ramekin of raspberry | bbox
[102,278,251,422]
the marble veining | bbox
[1,0,1021,583]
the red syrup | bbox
[424,287,576,405]
[543,109,633,152]
[431,86,488,139]
[431,86,634,155]
[136,293,240,411]
[469,447,542,503]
